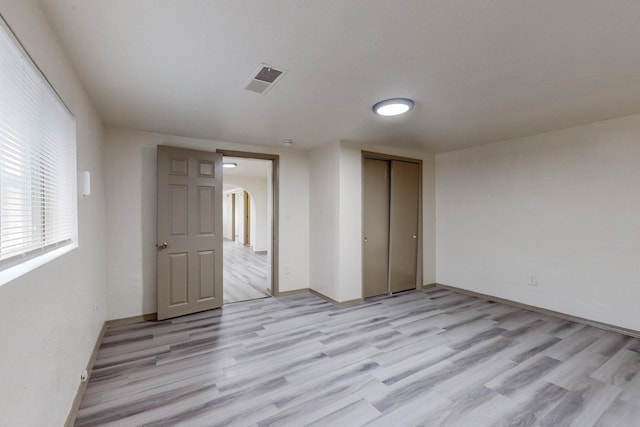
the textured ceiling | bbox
[39,0,640,153]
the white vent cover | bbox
[244,63,287,94]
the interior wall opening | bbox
[221,155,275,303]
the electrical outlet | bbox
[80,369,88,382]
[528,276,538,286]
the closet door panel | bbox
[362,158,390,298]
[388,161,420,293]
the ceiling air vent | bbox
[244,63,286,94]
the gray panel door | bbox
[389,160,420,293]
[157,146,223,320]
[362,158,390,298]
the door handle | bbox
[412,235,417,239]
[156,242,168,250]
[363,236,368,242]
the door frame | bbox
[231,192,236,241]
[361,151,423,296]
[217,149,280,296]
[243,191,250,246]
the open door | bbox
[157,146,223,320]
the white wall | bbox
[0,1,107,425]
[338,144,362,301]
[234,190,244,242]
[223,176,269,252]
[309,141,436,303]
[309,142,341,300]
[222,192,234,240]
[105,127,309,319]
[436,113,640,330]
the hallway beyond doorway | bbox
[223,239,270,303]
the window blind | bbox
[0,16,77,269]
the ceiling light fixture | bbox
[372,98,415,116]
[223,162,237,169]
[282,139,293,146]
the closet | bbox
[362,154,420,298]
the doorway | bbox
[219,150,279,303]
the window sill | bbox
[0,243,78,287]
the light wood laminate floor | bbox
[75,289,640,426]
[223,239,270,303]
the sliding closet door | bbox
[362,158,390,298]
[388,160,420,293]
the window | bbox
[0,15,77,281]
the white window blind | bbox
[0,16,77,270]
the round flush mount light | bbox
[372,98,415,116]
[282,139,293,146]
[223,162,237,169]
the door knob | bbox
[412,235,417,239]
[156,242,168,250]
[363,237,368,242]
